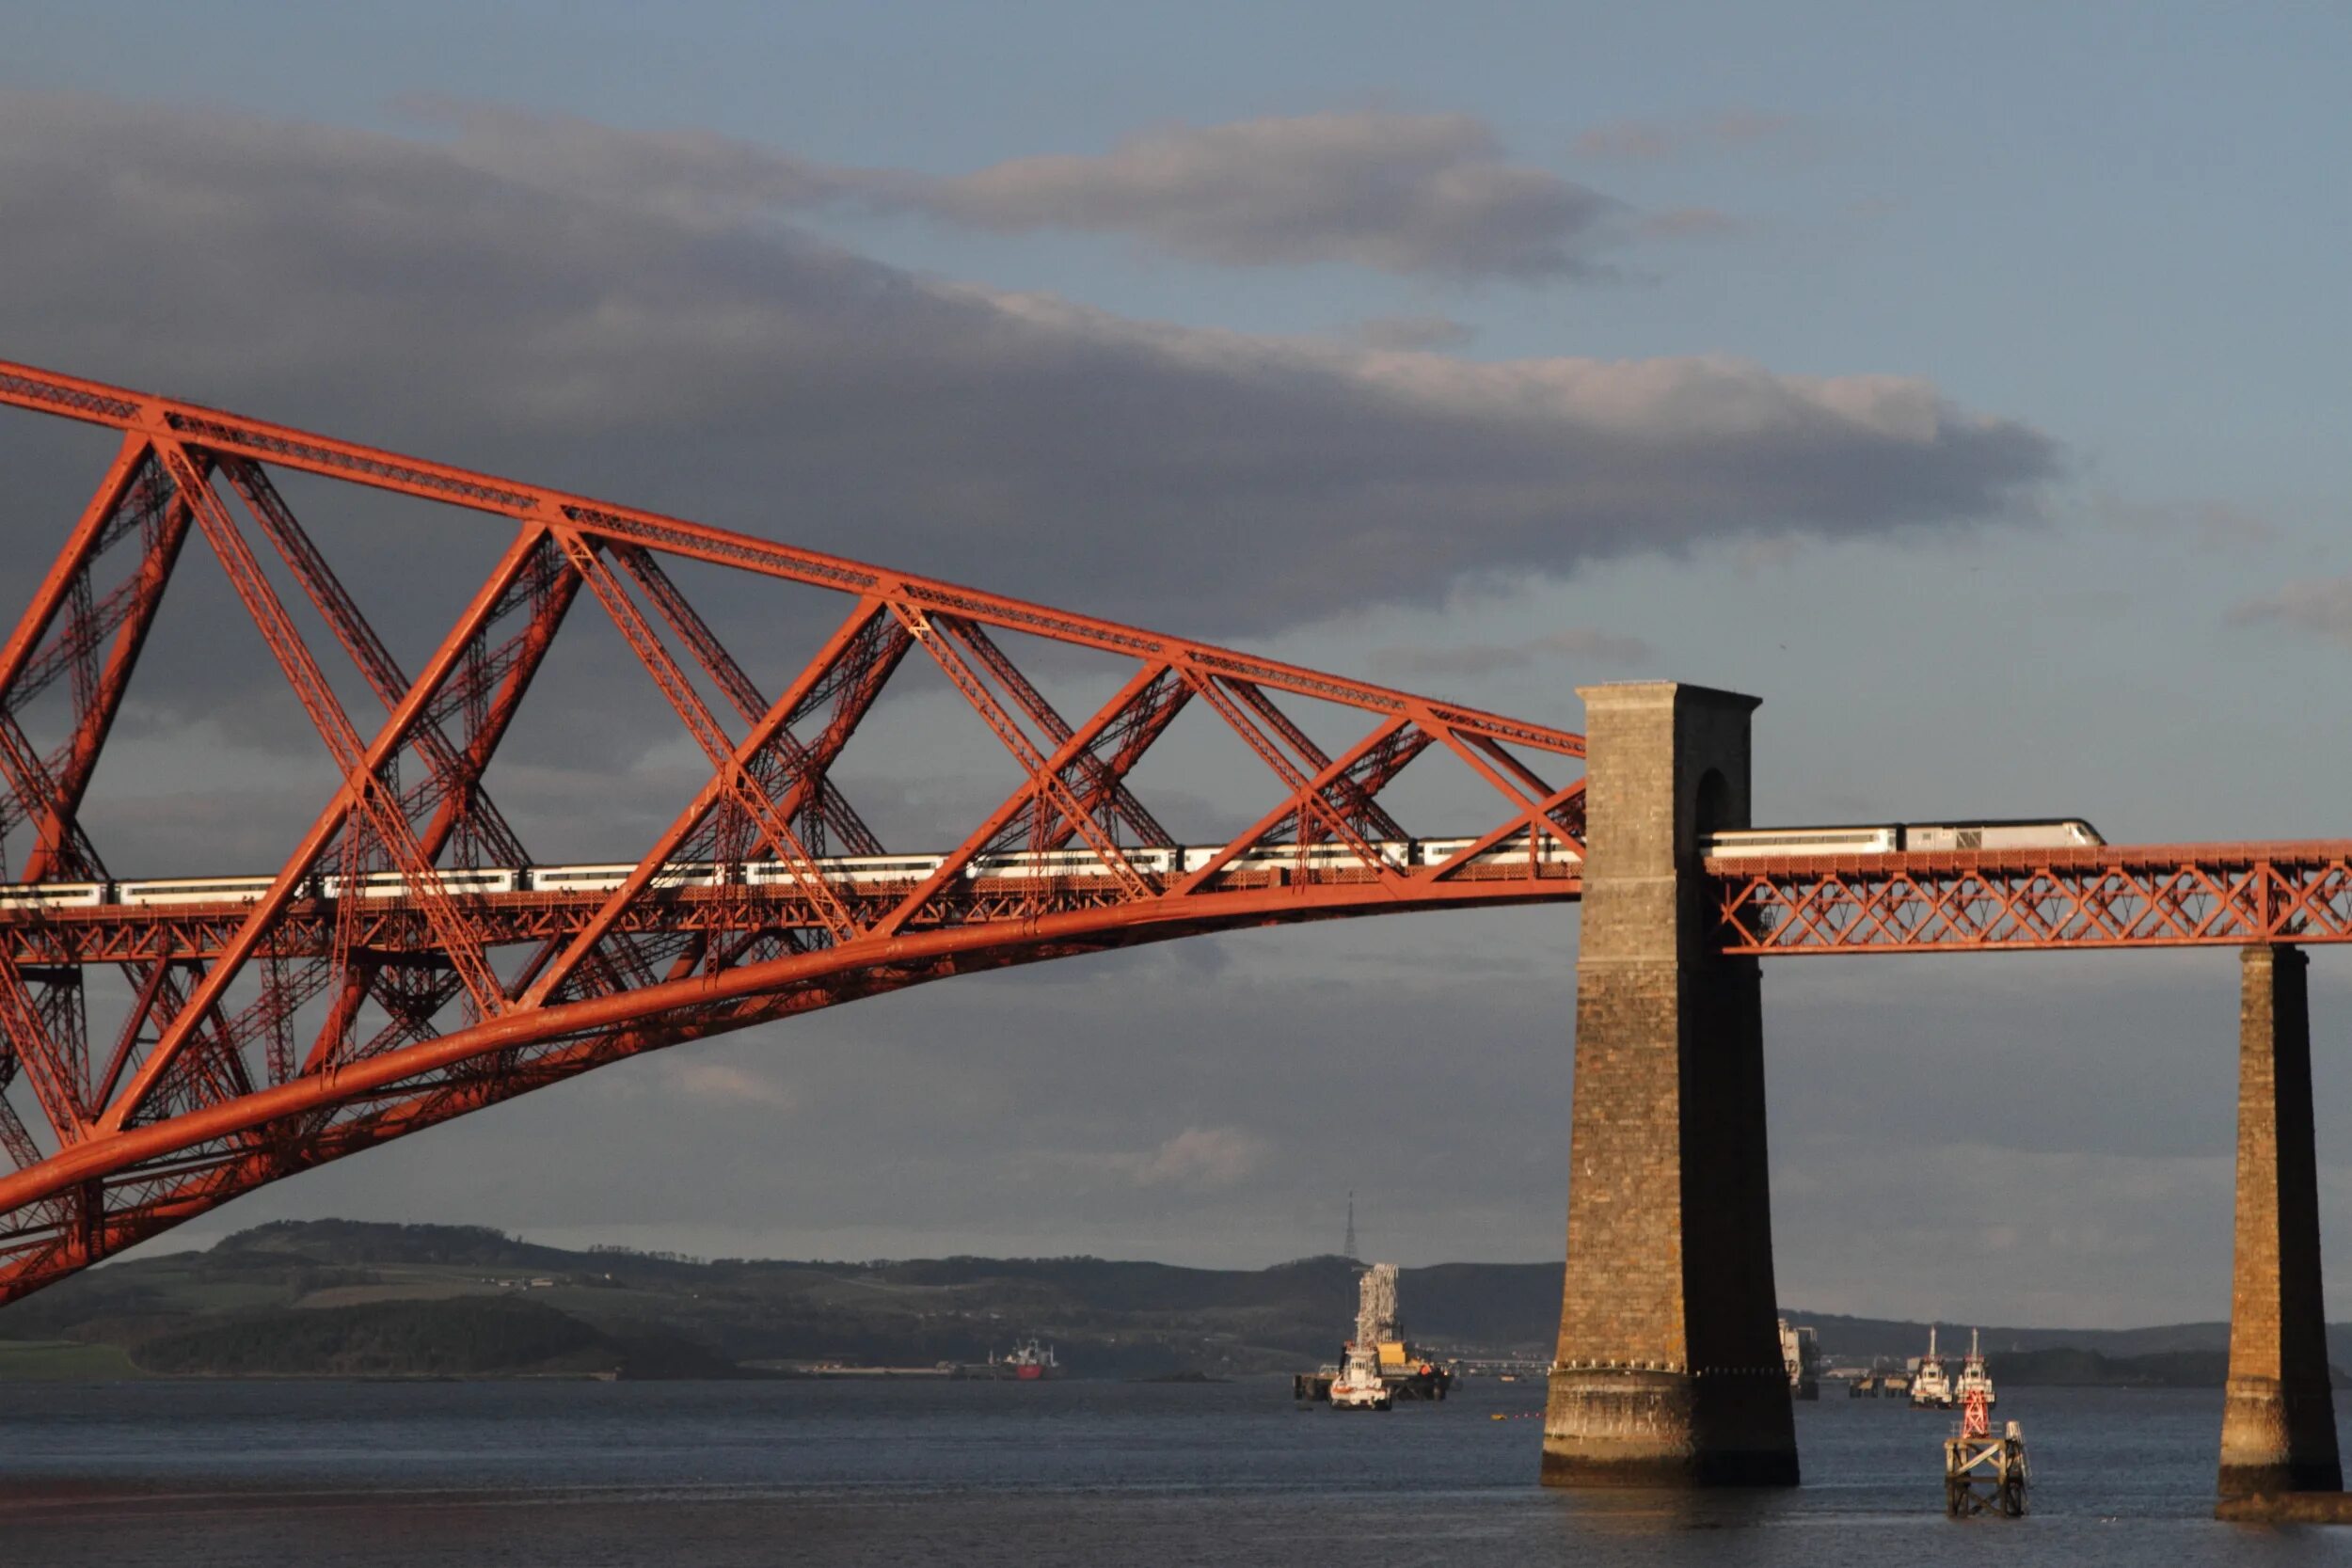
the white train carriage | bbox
[0,830,1591,913]
[1900,819,2104,851]
[318,868,519,900]
[747,855,943,888]
[0,881,106,911]
[1119,847,1181,876]
[529,862,725,895]
[1182,839,1424,877]
[1703,826,1901,860]
[956,847,1191,880]
[1410,835,1578,869]
[1703,820,2104,859]
[1416,837,1476,866]
[117,875,281,907]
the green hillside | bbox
[0,1219,2319,1384]
[0,1221,1557,1379]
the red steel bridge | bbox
[3,359,2352,1309]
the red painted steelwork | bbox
[1712,843,2352,954]
[0,360,1587,1304]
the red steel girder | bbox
[219,457,535,868]
[616,547,886,859]
[0,960,83,1147]
[151,438,513,1012]
[0,870,1581,1299]
[873,658,1181,934]
[890,606,1154,900]
[938,617,1173,849]
[0,358,1580,749]
[409,538,581,862]
[556,531,865,944]
[0,357,1587,1305]
[0,438,199,896]
[520,595,899,1007]
[1036,667,1193,851]
[9,453,193,883]
[99,508,553,1131]
[1226,679,1411,847]
[1711,842,2352,954]
[1184,677,1403,879]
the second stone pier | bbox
[1542,682,1796,1487]
[2217,943,2342,1506]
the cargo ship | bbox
[1002,1338,1057,1381]
[961,1338,1058,1380]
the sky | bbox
[3,2,2352,1328]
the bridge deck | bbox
[0,853,1580,963]
[1711,840,2352,953]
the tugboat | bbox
[1326,1265,1399,1410]
[1952,1328,1996,1409]
[1910,1325,1954,1409]
[1327,1338,1394,1410]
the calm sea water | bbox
[4,1378,2351,1565]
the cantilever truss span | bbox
[0,360,1586,1303]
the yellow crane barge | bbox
[1293,1264,1454,1404]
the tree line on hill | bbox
[0,1220,2328,1383]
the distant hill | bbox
[1790,1309,2234,1364]
[0,1219,2318,1383]
[0,1222,1562,1378]
[130,1296,747,1379]
[1992,1347,2239,1388]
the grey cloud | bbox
[0,89,2060,892]
[0,94,2060,653]
[1374,628,1655,679]
[421,103,1621,281]
[891,112,1616,279]
[2229,577,2352,647]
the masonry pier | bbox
[2215,943,2344,1516]
[1542,682,1797,1487]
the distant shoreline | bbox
[0,1218,2321,1386]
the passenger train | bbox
[0,835,1580,911]
[1702,819,2104,860]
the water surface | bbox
[4,1378,2348,1565]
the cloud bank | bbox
[0,92,2060,646]
[420,104,1622,280]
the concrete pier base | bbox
[1542,682,1796,1488]
[2216,943,2342,1511]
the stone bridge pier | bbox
[2218,943,2342,1510]
[1543,681,1797,1486]
[1540,681,2348,1510]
